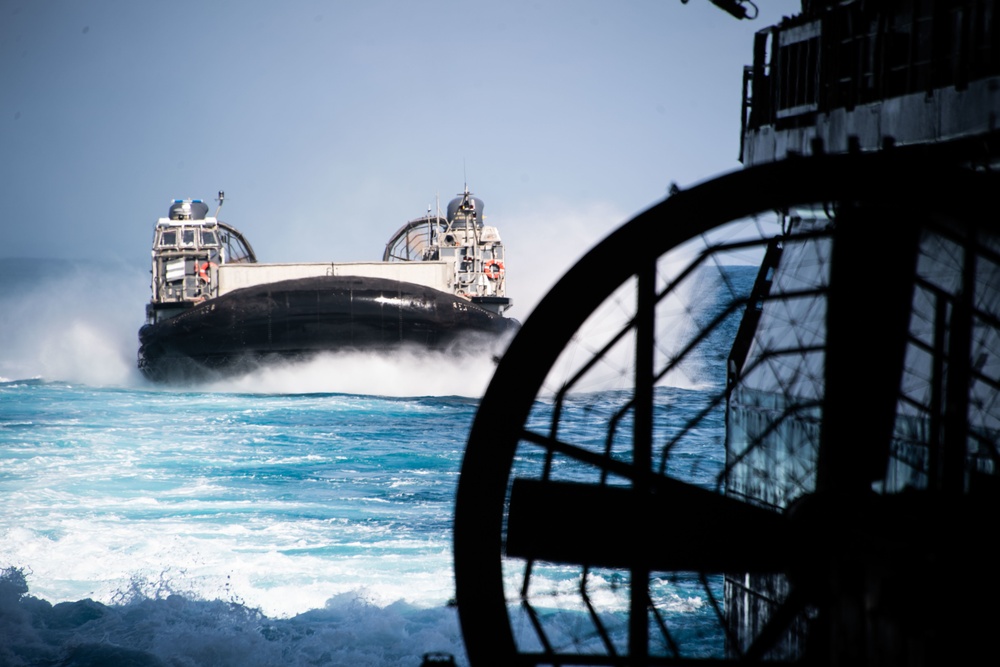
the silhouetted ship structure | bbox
[726,1,999,663]
[137,188,517,382]
[740,0,1000,165]
[452,1,999,666]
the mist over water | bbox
[0,192,626,392]
[199,344,510,398]
[0,259,515,397]
[0,259,148,386]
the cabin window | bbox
[181,229,196,246]
[160,230,177,246]
[223,233,253,263]
[201,230,218,246]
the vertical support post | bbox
[818,202,919,663]
[819,205,918,492]
[630,257,656,660]
[941,229,975,494]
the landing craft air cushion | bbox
[137,189,518,382]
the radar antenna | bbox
[214,190,226,218]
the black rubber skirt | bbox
[137,275,518,382]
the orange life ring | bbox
[198,261,217,283]
[484,260,504,281]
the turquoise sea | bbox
[0,259,749,666]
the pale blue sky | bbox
[1,0,801,314]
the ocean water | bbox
[0,258,753,666]
[0,381,477,666]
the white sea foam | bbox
[0,499,456,618]
[198,344,511,398]
[1,565,469,667]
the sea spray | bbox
[0,566,468,667]
[0,258,148,386]
[0,259,523,397]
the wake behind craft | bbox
[137,189,519,382]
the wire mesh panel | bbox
[454,152,1000,666]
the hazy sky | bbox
[1,0,801,315]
